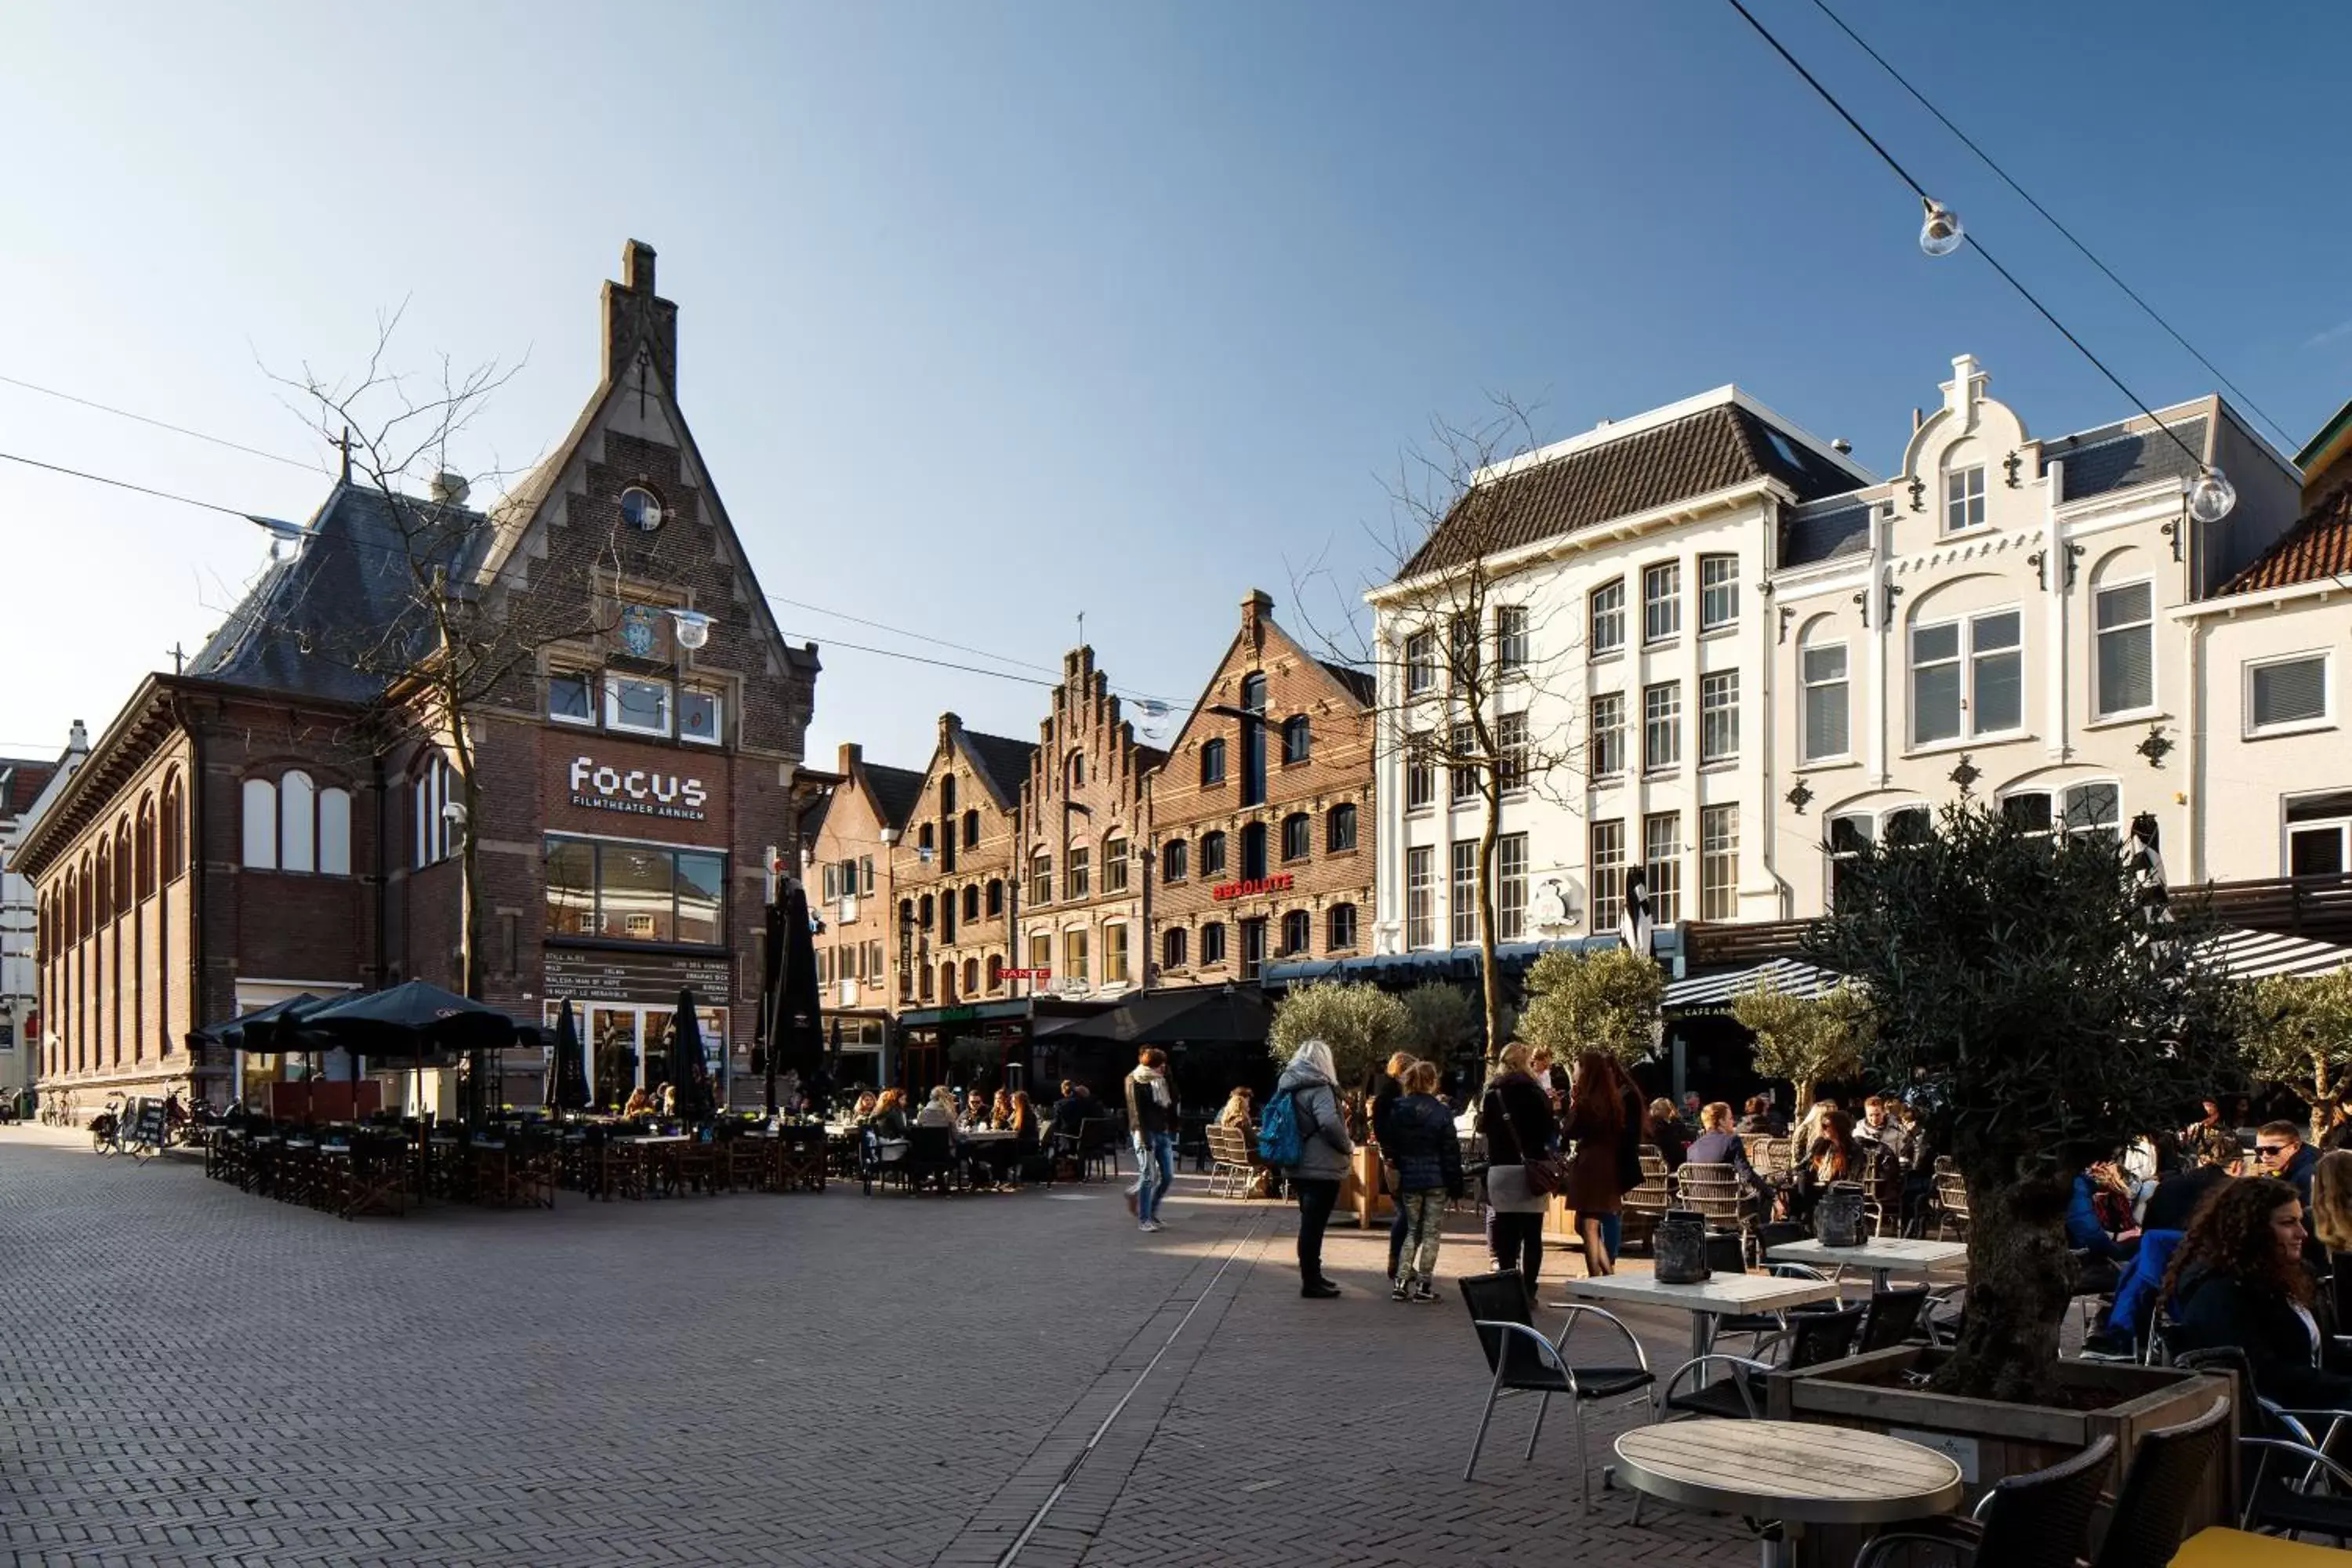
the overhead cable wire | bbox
[0,372,328,472]
[0,448,288,524]
[1721,0,2210,474]
[1804,0,2296,452]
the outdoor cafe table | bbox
[1766,1236,1969,1294]
[1613,1418,1962,1568]
[1550,1271,1842,1359]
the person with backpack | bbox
[1125,1047,1177,1233]
[1386,1059,1465,1302]
[1265,1038,1353,1298]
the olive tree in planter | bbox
[2238,964,2352,1141]
[1731,978,1874,1110]
[1803,800,2238,1403]
[1267,979,1412,1090]
[1517,946,1662,1067]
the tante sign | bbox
[1211,873,1294,902]
[568,755,710,822]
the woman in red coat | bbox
[1563,1050,1643,1275]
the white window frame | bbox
[1699,554,1739,633]
[1591,819,1625,931]
[1497,604,1530,676]
[2285,794,2352,879]
[1910,608,2024,747]
[1404,630,1436,696]
[2244,650,2333,738]
[1642,561,1681,645]
[546,669,597,728]
[1642,681,1681,773]
[1801,641,1850,763]
[2092,579,2158,719]
[1497,832,1528,942]
[679,686,724,746]
[1405,846,1436,950]
[1450,840,1478,946]
[1497,711,1529,794]
[1642,811,1682,925]
[1944,464,1987,533]
[1700,804,1738,920]
[1590,579,1625,659]
[1589,691,1625,779]
[1404,731,1434,811]
[604,673,674,738]
[1700,670,1739,764]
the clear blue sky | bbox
[5,1,2346,771]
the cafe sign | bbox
[1211,873,1293,902]
[568,754,710,822]
[1000,967,1052,981]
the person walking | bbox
[1125,1047,1178,1233]
[1478,1041,1555,1294]
[1563,1051,1642,1275]
[1275,1039,1354,1298]
[1385,1060,1465,1302]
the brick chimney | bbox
[603,238,679,391]
[837,741,861,777]
[1240,587,1273,653]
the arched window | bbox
[1067,750,1086,789]
[962,885,979,922]
[962,957,978,995]
[918,822,935,853]
[1199,830,1226,877]
[920,962,935,1002]
[1327,803,1357,853]
[279,770,317,873]
[136,796,157,899]
[918,893,935,928]
[63,871,76,946]
[96,842,114,924]
[1163,927,1188,970]
[318,787,351,876]
[1240,822,1268,881]
[162,771,186,880]
[1199,739,1226,786]
[985,879,1004,917]
[1281,812,1311,862]
[986,953,1004,992]
[1282,716,1312,764]
[963,809,981,848]
[1282,909,1311,955]
[114,819,132,911]
[898,898,915,928]
[939,961,957,1004]
[1327,903,1358,952]
[1163,839,1188,883]
[80,854,95,934]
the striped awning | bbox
[1664,956,1839,1013]
[2209,927,2352,980]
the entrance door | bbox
[589,1007,641,1109]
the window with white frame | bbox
[547,670,596,726]
[411,753,456,869]
[1643,811,1682,924]
[1327,902,1358,952]
[1827,811,1873,907]
[1405,630,1436,696]
[1700,670,1739,764]
[1591,820,1625,931]
[1944,464,1987,532]
[2247,652,2330,735]
[1802,642,1850,761]
[1700,804,1738,920]
[1590,691,1624,779]
[1591,579,1625,657]
[1067,845,1091,900]
[604,673,673,737]
[1448,612,1480,687]
[2285,792,2352,877]
[1450,840,1478,946]
[1699,554,1739,632]
[2003,782,2119,841]
[1642,561,1681,644]
[1497,604,1530,675]
[1911,610,2022,745]
[1450,721,1478,803]
[1643,681,1681,771]
[1497,712,1529,793]
[680,687,724,745]
[1406,846,1436,949]
[2094,581,2155,716]
[1497,831,1528,942]
[1405,731,1434,811]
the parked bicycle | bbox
[39,1088,72,1127]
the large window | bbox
[1944,463,1987,532]
[1591,820,1626,932]
[1911,609,2021,745]
[547,670,596,726]
[1163,839,1189,883]
[1643,681,1681,772]
[2002,782,2120,842]
[1497,712,1529,793]
[1406,731,1434,810]
[1326,803,1357,852]
[2248,652,2330,735]
[1699,554,1739,632]
[1067,845,1091,900]
[1281,812,1312,862]
[1450,840,1478,945]
[1104,923,1130,985]
[1802,643,1849,761]
[544,837,725,945]
[1498,832,1528,942]
[2286,792,2352,877]
[1497,604,1530,675]
[1642,561,1681,644]
[242,771,352,876]
[1643,811,1682,925]
[1103,837,1129,893]
[2095,581,2155,716]
[1200,739,1227,786]
[604,673,673,738]
[1590,691,1624,779]
[1406,846,1435,949]
[1700,670,1739,764]
[1591,579,1625,657]
[1450,721,1478,803]
[1327,902,1359,952]
[1200,830,1228,877]
[1282,716,1312,764]
[1700,804,1739,920]
[1405,630,1436,696]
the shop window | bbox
[543,837,727,946]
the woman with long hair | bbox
[1647,1097,1690,1171]
[1785,1108,1860,1229]
[2310,1149,2352,1256]
[2163,1174,2352,1406]
[1479,1040,1556,1291]
[1563,1050,1642,1276]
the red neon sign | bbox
[1211,873,1294,902]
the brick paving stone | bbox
[2,1129,1752,1566]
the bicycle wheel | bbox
[93,1127,116,1156]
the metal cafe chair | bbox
[1457,1269,1653,1513]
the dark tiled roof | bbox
[1780,493,1875,567]
[2221,482,2352,593]
[862,763,927,832]
[1318,660,1376,706]
[2045,416,2209,503]
[189,483,488,703]
[1399,405,1861,577]
[959,729,1039,810]
[0,757,57,818]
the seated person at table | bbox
[990,1089,1014,1131]
[2164,1174,2352,1407]
[919,1087,960,1130]
[1782,1111,1860,1228]
[869,1087,910,1142]
[2067,1160,2143,1281]
[1687,1102,1769,1198]
[1050,1083,1102,1142]
[1646,1097,1690,1171]
[622,1085,655,1118]
[960,1088,991,1131]
[2143,1131,2236,1232]
[1008,1091,1039,1144]
[845,1091,879,1126]
[1733,1094,1784,1136]
[1215,1087,1254,1130]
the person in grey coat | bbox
[1276,1038,1356,1298]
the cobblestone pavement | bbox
[0,1127,1751,1566]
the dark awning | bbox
[1044,985,1273,1047]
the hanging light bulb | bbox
[1918,197,1965,258]
[2186,466,2237,524]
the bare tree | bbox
[1294,398,1586,1062]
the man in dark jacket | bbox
[2143,1131,2236,1232]
[2258,1121,2319,1207]
[1686,1102,1770,1200]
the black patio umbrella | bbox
[759,878,826,1113]
[543,998,590,1113]
[197,993,324,1051]
[285,980,518,1126]
[756,895,788,1113]
[671,987,708,1120]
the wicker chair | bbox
[1619,1147,1674,1254]
[1673,1161,1759,1240]
[1203,1123,1256,1199]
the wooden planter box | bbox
[1766,1346,2237,1566]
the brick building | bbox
[1,735,78,1103]
[801,742,919,1088]
[16,241,820,1116]
[1149,590,1375,985]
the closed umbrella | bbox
[1621,866,1655,960]
[544,998,590,1114]
[781,877,823,1079]
[671,988,708,1120]
[757,896,789,1113]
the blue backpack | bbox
[1258,1087,1307,1167]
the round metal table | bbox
[1613,1419,1963,1568]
